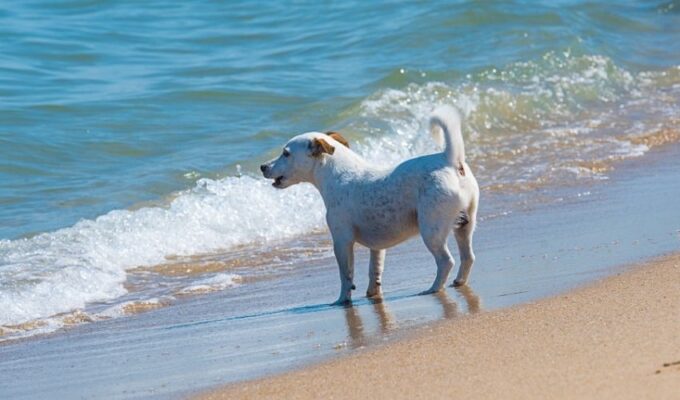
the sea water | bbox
[1,0,679,339]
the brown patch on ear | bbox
[311,138,335,157]
[326,131,349,148]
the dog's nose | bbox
[260,164,267,173]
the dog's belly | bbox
[353,210,419,249]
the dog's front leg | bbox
[332,238,355,305]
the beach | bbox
[1,1,680,399]
[199,252,680,400]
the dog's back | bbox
[336,107,477,249]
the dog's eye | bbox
[282,149,290,157]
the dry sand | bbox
[197,253,680,400]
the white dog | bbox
[261,106,479,304]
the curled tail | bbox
[429,105,465,169]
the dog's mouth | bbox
[273,176,285,188]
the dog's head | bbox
[260,132,349,189]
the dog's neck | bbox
[310,146,370,196]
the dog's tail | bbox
[429,105,465,168]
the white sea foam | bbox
[0,177,325,326]
[177,273,241,295]
[98,297,169,319]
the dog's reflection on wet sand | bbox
[342,286,481,348]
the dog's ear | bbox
[310,137,335,157]
[326,131,349,148]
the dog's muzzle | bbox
[260,164,284,187]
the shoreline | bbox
[197,252,680,400]
[1,143,678,399]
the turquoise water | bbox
[2,0,678,238]
[1,1,679,338]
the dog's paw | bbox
[331,297,352,307]
[366,287,383,299]
[418,288,440,296]
[451,279,467,287]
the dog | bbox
[261,106,479,304]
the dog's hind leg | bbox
[332,238,355,305]
[366,249,385,298]
[418,215,455,295]
[452,208,476,286]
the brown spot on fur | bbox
[458,164,466,176]
[311,137,335,157]
[326,131,350,148]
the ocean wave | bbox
[0,176,325,327]
[350,52,678,188]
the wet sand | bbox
[199,252,680,400]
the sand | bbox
[197,253,680,400]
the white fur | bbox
[261,106,479,304]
